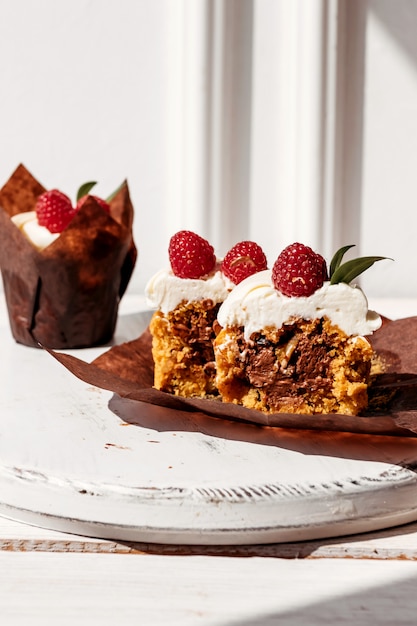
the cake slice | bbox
[214,243,387,416]
[145,231,267,398]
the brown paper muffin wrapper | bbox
[0,164,137,349]
[47,315,417,437]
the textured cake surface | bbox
[214,317,374,415]
[150,299,221,397]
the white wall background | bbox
[358,0,417,298]
[0,0,170,294]
[1,0,417,298]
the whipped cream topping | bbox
[145,266,234,313]
[217,269,381,339]
[11,211,59,250]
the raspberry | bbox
[221,241,267,284]
[272,242,328,297]
[76,194,110,213]
[168,230,216,279]
[35,189,76,234]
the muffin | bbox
[145,231,267,398]
[0,164,136,349]
[214,243,387,416]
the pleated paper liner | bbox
[46,315,417,437]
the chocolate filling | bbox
[236,319,334,409]
[168,299,221,367]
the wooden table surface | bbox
[1,295,417,625]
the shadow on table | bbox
[229,569,417,625]
[109,394,417,469]
[114,517,417,560]
[112,310,153,346]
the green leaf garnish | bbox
[329,244,356,278]
[76,181,97,202]
[330,255,391,285]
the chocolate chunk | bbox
[246,345,277,387]
[294,333,331,379]
[239,320,334,407]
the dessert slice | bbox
[214,243,388,416]
[145,232,267,398]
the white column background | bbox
[0,0,416,297]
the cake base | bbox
[150,299,221,398]
[214,317,374,416]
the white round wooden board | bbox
[1,299,417,545]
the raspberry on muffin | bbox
[222,241,267,285]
